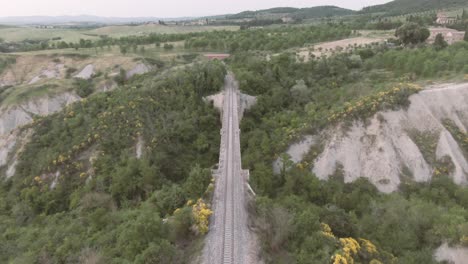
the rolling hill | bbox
[226,5,355,20]
[361,0,468,15]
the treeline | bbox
[6,24,349,53]
[0,30,220,53]
[0,61,226,262]
[239,19,286,29]
[185,24,352,52]
[350,13,437,30]
[366,41,468,77]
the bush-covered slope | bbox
[361,0,468,15]
[185,24,352,52]
[229,40,468,263]
[0,61,226,263]
[227,5,355,20]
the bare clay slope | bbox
[0,55,152,179]
[313,83,468,192]
[0,93,80,178]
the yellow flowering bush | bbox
[323,223,390,264]
[321,223,335,239]
[327,83,422,124]
[359,238,378,254]
[192,198,213,235]
[333,237,361,264]
[333,254,348,264]
[460,235,468,246]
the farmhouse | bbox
[436,12,457,25]
[281,16,294,23]
[428,27,465,45]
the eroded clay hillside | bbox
[280,83,468,192]
[0,54,150,87]
[0,54,152,179]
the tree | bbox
[465,29,468,42]
[163,43,174,50]
[119,45,127,54]
[79,38,86,48]
[395,23,430,45]
[183,164,211,199]
[433,33,448,50]
[74,79,94,98]
[57,41,69,49]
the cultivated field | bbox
[87,24,238,38]
[0,27,96,42]
[0,24,239,42]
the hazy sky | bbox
[0,0,392,17]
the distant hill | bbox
[0,15,192,26]
[226,6,355,20]
[361,0,468,15]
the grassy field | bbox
[0,24,239,43]
[0,27,97,42]
[11,38,228,63]
[87,24,238,38]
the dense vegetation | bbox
[0,24,353,53]
[185,24,352,52]
[229,39,468,263]
[0,61,226,263]
[1,4,468,263]
[395,23,430,45]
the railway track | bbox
[221,80,235,264]
[202,74,250,264]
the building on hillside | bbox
[436,12,457,25]
[281,16,294,23]
[428,27,465,45]
[182,19,208,26]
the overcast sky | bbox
[0,0,392,18]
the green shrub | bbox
[74,78,94,98]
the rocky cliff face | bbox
[279,83,468,193]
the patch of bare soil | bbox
[298,37,387,62]
[435,243,468,264]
